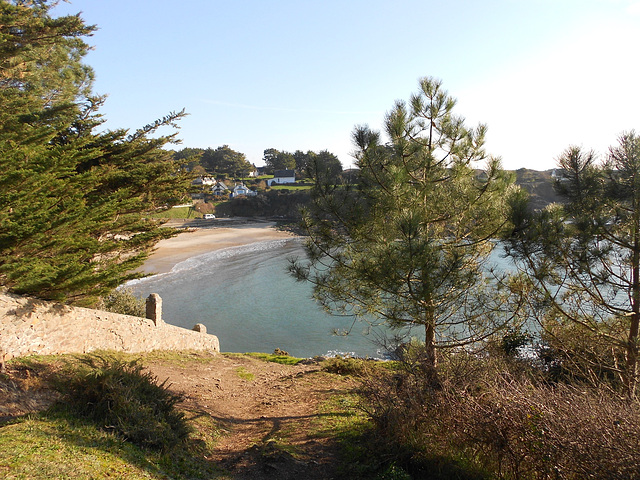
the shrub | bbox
[58,356,190,451]
[500,326,532,357]
[358,350,640,479]
[538,316,627,390]
[194,202,215,214]
[98,288,145,317]
[322,356,369,376]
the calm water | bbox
[128,238,517,358]
[128,238,403,358]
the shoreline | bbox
[139,220,299,275]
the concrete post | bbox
[193,323,207,334]
[146,293,163,326]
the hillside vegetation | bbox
[3,4,640,479]
[3,348,640,479]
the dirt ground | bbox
[0,353,360,480]
[148,354,360,479]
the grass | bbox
[149,205,198,219]
[310,391,380,478]
[241,352,304,365]
[14,350,216,370]
[0,400,225,480]
[2,352,227,479]
[234,366,255,381]
[1,351,377,479]
[269,184,312,191]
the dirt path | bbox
[1,353,360,479]
[146,354,359,479]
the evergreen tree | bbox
[262,148,295,173]
[293,149,310,175]
[291,77,518,373]
[507,132,640,395]
[173,147,205,171]
[305,150,342,184]
[0,1,191,305]
[201,145,251,177]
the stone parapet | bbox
[0,292,220,367]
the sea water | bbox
[127,238,404,358]
[128,238,517,358]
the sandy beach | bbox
[139,221,298,275]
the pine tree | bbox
[0,1,191,305]
[507,133,640,396]
[291,77,519,373]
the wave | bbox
[127,237,301,287]
[172,238,297,273]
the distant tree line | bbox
[261,148,342,182]
[171,145,343,182]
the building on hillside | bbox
[192,176,216,186]
[211,181,229,196]
[231,183,257,197]
[267,169,296,186]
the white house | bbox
[231,183,257,197]
[267,169,296,186]
[192,176,216,186]
[211,181,229,196]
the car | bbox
[203,214,216,219]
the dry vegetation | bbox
[355,346,640,480]
[2,347,640,479]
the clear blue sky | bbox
[53,0,640,170]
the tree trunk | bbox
[626,235,640,397]
[422,316,440,387]
[425,321,437,369]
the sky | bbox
[52,0,640,171]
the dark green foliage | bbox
[305,150,343,184]
[506,132,640,395]
[0,1,192,304]
[200,144,253,177]
[500,326,532,357]
[262,147,296,173]
[264,147,343,178]
[172,147,205,171]
[217,189,311,218]
[292,77,520,370]
[59,356,190,451]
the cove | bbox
[127,238,408,358]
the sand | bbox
[139,221,298,275]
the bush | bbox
[358,350,640,479]
[98,288,145,317]
[322,356,369,376]
[500,326,532,357]
[58,356,190,451]
[538,316,627,390]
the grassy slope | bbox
[0,352,369,480]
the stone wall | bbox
[0,292,220,367]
